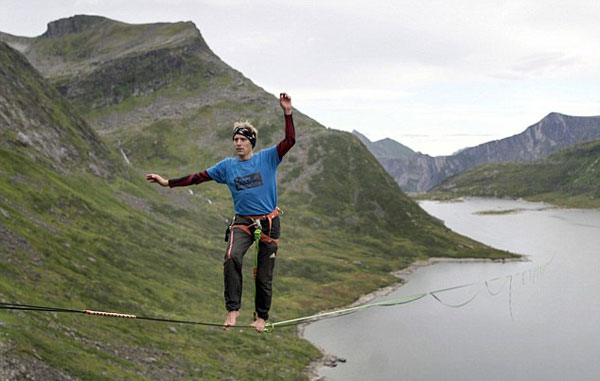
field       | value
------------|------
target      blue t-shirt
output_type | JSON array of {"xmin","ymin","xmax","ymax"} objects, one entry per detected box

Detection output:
[{"xmin": 206, "ymin": 146, "xmax": 281, "ymax": 215}]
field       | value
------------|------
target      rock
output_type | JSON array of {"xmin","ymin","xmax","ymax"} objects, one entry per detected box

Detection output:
[
  {"xmin": 16, "ymin": 132, "xmax": 32, "ymax": 146},
  {"xmin": 143, "ymin": 357, "xmax": 157, "ymax": 364},
  {"xmin": 322, "ymin": 354, "xmax": 346, "ymax": 368},
  {"xmin": 44, "ymin": 15, "xmax": 107, "ymax": 38}
]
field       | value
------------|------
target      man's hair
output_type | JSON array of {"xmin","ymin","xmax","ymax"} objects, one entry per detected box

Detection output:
[{"xmin": 233, "ymin": 120, "xmax": 258, "ymax": 137}]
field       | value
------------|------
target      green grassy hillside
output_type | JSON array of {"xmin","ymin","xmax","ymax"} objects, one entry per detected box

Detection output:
[
  {"xmin": 1, "ymin": 18, "xmax": 515, "ymax": 380},
  {"xmin": 426, "ymin": 139, "xmax": 600, "ymax": 208}
]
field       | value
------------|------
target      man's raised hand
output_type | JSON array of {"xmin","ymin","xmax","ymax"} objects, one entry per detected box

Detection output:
[{"xmin": 280, "ymin": 93, "xmax": 292, "ymax": 115}]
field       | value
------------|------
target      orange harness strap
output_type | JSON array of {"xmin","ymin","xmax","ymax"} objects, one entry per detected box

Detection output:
[{"xmin": 232, "ymin": 207, "xmax": 281, "ymax": 244}]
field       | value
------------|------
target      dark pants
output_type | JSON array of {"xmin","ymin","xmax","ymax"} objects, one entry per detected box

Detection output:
[{"xmin": 223, "ymin": 216, "xmax": 280, "ymax": 320}]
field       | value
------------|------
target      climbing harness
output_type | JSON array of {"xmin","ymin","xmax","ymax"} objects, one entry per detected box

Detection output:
[{"xmin": 229, "ymin": 207, "xmax": 281, "ymax": 279}]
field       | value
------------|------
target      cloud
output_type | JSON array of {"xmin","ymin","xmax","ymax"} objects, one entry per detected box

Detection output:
[
  {"xmin": 513, "ymin": 53, "xmax": 579, "ymax": 72},
  {"xmin": 291, "ymin": 88, "xmax": 412, "ymax": 102},
  {"xmin": 443, "ymin": 133, "xmax": 496, "ymax": 137},
  {"xmin": 488, "ymin": 52, "xmax": 581, "ymax": 80}
]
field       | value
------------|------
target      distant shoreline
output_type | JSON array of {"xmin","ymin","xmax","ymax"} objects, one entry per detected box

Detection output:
[{"xmin": 414, "ymin": 194, "xmax": 600, "ymax": 210}]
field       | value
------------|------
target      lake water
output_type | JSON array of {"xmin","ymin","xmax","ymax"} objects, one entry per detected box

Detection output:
[{"xmin": 303, "ymin": 198, "xmax": 600, "ymax": 381}]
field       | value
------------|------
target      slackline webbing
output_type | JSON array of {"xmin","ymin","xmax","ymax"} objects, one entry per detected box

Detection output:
[
  {"xmin": 0, "ymin": 302, "xmax": 253, "ymax": 329},
  {"xmin": 269, "ymin": 254, "xmax": 554, "ymax": 330},
  {"xmin": 0, "ymin": 256, "xmax": 553, "ymax": 333}
]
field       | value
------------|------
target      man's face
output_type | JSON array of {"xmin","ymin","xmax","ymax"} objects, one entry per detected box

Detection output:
[{"xmin": 233, "ymin": 134, "xmax": 253, "ymax": 157}]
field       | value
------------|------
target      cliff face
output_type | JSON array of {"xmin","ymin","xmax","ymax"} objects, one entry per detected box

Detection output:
[
  {"xmin": 357, "ymin": 113, "xmax": 600, "ymax": 192},
  {"xmin": 0, "ymin": 41, "xmax": 115, "ymax": 176}
]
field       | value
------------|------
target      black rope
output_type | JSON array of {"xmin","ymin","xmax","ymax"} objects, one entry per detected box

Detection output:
[
  {"xmin": 0, "ymin": 302, "xmax": 256, "ymax": 329},
  {"xmin": 135, "ymin": 315, "xmax": 249, "ymax": 328},
  {"xmin": 0, "ymin": 302, "xmax": 82, "ymax": 314}
]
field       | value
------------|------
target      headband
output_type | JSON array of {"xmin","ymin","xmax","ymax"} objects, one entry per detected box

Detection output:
[{"xmin": 232, "ymin": 127, "xmax": 257, "ymax": 148}]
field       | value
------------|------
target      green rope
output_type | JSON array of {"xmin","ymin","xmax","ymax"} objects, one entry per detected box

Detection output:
[
  {"xmin": 265, "ymin": 255, "xmax": 555, "ymax": 332},
  {"xmin": 253, "ymin": 219, "xmax": 262, "ymax": 279},
  {"xmin": 430, "ymin": 284, "xmax": 482, "ymax": 308},
  {"xmin": 265, "ymin": 293, "xmax": 429, "ymax": 332},
  {"xmin": 485, "ymin": 277, "xmax": 508, "ymax": 296}
]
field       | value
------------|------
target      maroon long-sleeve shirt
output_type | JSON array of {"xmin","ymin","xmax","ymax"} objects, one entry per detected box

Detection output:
[{"xmin": 169, "ymin": 114, "xmax": 295, "ymax": 187}]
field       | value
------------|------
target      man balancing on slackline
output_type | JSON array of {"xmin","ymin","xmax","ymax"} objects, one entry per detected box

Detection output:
[{"xmin": 145, "ymin": 93, "xmax": 295, "ymax": 332}]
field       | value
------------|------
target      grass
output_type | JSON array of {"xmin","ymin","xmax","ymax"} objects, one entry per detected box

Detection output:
[{"xmin": 0, "ymin": 148, "xmax": 323, "ymax": 379}]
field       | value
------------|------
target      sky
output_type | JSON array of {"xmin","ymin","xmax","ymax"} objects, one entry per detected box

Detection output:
[{"xmin": 2, "ymin": 0, "xmax": 599, "ymax": 156}]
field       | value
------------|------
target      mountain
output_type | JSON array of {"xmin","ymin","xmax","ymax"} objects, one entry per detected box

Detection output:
[
  {"xmin": 356, "ymin": 113, "xmax": 600, "ymax": 192},
  {"xmin": 1, "ymin": 14, "xmax": 449, "ymax": 237},
  {"xmin": 428, "ymin": 139, "xmax": 600, "ymax": 208},
  {"xmin": 352, "ymin": 131, "xmax": 447, "ymax": 193},
  {"xmin": 1, "ymin": 15, "xmax": 269, "ymax": 136},
  {"xmin": 0, "ymin": 17, "xmax": 514, "ymax": 379},
  {"xmin": 353, "ymin": 130, "xmax": 415, "ymax": 161},
  {"xmin": 0, "ymin": 39, "xmax": 252, "ymax": 379}
]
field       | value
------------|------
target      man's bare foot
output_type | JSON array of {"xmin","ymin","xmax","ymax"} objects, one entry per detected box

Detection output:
[
  {"xmin": 251, "ymin": 317, "xmax": 267, "ymax": 332},
  {"xmin": 223, "ymin": 310, "xmax": 239, "ymax": 329}
]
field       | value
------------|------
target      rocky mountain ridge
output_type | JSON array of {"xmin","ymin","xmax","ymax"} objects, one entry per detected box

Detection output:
[
  {"xmin": 353, "ymin": 130, "xmax": 415, "ymax": 161},
  {"xmin": 355, "ymin": 112, "xmax": 600, "ymax": 192},
  {"xmin": 44, "ymin": 14, "xmax": 110, "ymax": 37},
  {"xmin": 429, "ymin": 138, "xmax": 600, "ymax": 208},
  {"xmin": 2, "ymin": 15, "xmax": 223, "ymax": 128}
]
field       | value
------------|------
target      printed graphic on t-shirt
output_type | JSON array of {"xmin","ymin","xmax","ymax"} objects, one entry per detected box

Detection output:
[{"xmin": 234, "ymin": 173, "xmax": 264, "ymax": 191}]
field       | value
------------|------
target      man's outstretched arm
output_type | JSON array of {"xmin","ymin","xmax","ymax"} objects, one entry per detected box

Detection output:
[
  {"xmin": 167, "ymin": 171, "xmax": 212, "ymax": 187},
  {"xmin": 276, "ymin": 92, "xmax": 295, "ymax": 159},
  {"xmin": 145, "ymin": 171, "xmax": 212, "ymax": 187}
]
